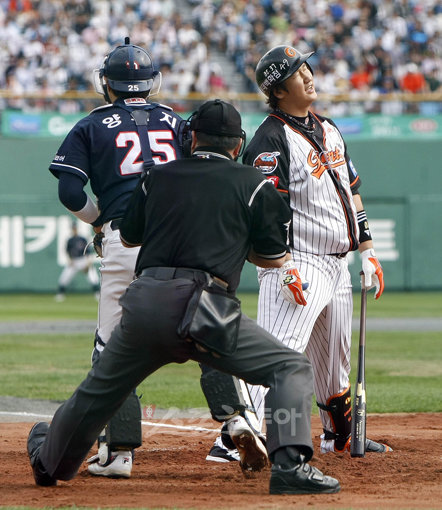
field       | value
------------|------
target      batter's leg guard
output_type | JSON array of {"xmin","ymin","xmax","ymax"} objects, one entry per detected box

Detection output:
[{"xmin": 317, "ymin": 386, "xmax": 352, "ymax": 451}]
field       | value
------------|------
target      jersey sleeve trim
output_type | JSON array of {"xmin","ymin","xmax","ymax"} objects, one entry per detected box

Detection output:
[
  {"xmin": 51, "ymin": 163, "xmax": 88, "ymax": 181},
  {"xmin": 253, "ymin": 249, "xmax": 287, "ymax": 260},
  {"xmin": 350, "ymin": 174, "xmax": 360, "ymax": 187}
]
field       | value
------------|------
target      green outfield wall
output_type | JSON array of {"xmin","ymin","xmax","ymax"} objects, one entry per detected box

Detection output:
[{"xmin": 1, "ymin": 111, "xmax": 441, "ymax": 292}]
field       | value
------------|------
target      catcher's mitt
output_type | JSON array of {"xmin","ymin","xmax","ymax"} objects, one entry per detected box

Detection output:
[{"xmin": 93, "ymin": 232, "xmax": 104, "ymax": 258}]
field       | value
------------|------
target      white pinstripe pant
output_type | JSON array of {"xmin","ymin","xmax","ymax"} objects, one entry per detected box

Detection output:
[{"xmin": 248, "ymin": 252, "xmax": 353, "ymax": 434}]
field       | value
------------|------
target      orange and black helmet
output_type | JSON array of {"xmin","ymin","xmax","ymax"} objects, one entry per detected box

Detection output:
[{"xmin": 255, "ymin": 45, "xmax": 314, "ymax": 96}]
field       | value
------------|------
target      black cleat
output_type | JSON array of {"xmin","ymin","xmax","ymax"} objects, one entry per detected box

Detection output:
[
  {"xmin": 270, "ymin": 461, "xmax": 340, "ymax": 495},
  {"xmin": 365, "ymin": 438, "xmax": 393, "ymax": 453},
  {"xmin": 27, "ymin": 422, "xmax": 57, "ymax": 486}
]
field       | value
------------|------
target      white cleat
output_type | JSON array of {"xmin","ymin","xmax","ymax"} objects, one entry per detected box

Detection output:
[
  {"xmin": 87, "ymin": 450, "xmax": 132, "ymax": 478},
  {"xmin": 226, "ymin": 415, "xmax": 268, "ymax": 474}
]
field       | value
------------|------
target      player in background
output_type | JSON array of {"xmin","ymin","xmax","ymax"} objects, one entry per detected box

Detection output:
[
  {"xmin": 48, "ymin": 38, "xmax": 185, "ymax": 478},
  {"xmin": 243, "ymin": 45, "xmax": 391, "ymax": 454},
  {"xmin": 55, "ymin": 222, "xmax": 99, "ymax": 302}
]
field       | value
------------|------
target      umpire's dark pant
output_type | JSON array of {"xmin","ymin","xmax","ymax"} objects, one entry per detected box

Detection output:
[{"xmin": 38, "ymin": 271, "xmax": 314, "ymax": 481}]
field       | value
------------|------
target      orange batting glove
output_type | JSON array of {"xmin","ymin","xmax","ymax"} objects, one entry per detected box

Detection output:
[
  {"xmin": 278, "ymin": 260, "xmax": 309, "ymax": 306},
  {"xmin": 361, "ymin": 248, "xmax": 385, "ymax": 299}
]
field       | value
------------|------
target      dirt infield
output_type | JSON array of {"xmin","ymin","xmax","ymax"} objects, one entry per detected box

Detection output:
[{"xmin": 1, "ymin": 413, "xmax": 441, "ymax": 509}]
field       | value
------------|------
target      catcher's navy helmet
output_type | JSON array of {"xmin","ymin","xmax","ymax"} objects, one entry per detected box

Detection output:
[
  {"xmin": 255, "ymin": 45, "xmax": 314, "ymax": 96},
  {"xmin": 94, "ymin": 37, "xmax": 161, "ymax": 98}
]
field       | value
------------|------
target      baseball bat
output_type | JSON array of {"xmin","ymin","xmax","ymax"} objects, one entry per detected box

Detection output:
[{"xmin": 350, "ymin": 271, "xmax": 367, "ymax": 457}]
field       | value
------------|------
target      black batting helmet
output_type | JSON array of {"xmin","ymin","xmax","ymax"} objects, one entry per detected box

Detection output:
[
  {"xmin": 93, "ymin": 37, "xmax": 161, "ymax": 98},
  {"xmin": 255, "ymin": 45, "xmax": 314, "ymax": 96}
]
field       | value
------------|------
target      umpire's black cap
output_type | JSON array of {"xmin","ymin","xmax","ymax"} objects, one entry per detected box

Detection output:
[{"xmin": 190, "ymin": 99, "xmax": 243, "ymax": 137}]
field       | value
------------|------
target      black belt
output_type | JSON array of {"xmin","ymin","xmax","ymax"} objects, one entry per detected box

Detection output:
[
  {"xmin": 329, "ymin": 253, "xmax": 347, "ymax": 258},
  {"xmin": 139, "ymin": 267, "xmax": 228, "ymax": 290},
  {"xmin": 110, "ymin": 218, "xmax": 123, "ymax": 231}
]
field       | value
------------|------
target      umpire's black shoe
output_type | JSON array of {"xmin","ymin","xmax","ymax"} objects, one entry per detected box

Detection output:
[
  {"xmin": 27, "ymin": 422, "xmax": 57, "ymax": 486},
  {"xmin": 270, "ymin": 462, "xmax": 340, "ymax": 495}
]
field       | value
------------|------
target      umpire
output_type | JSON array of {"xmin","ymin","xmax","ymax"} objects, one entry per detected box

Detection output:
[{"xmin": 27, "ymin": 99, "xmax": 340, "ymax": 495}]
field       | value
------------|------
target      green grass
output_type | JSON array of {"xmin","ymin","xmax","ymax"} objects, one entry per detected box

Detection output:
[
  {"xmin": 0, "ymin": 333, "xmax": 207, "ymax": 408},
  {"xmin": 362, "ymin": 331, "xmax": 441, "ymax": 412},
  {"xmin": 0, "ymin": 290, "xmax": 441, "ymax": 321},
  {"xmin": 0, "ymin": 327, "xmax": 440, "ymax": 414},
  {"xmin": 352, "ymin": 290, "xmax": 442, "ymax": 318},
  {"xmin": 0, "ymin": 292, "xmax": 441, "ymax": 413},
  {"xmin": 0, "ymin": 293, "xmax": 99, "ymax": 321}
]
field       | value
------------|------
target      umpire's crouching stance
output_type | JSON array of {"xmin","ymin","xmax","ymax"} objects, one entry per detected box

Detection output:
[{"xmin": 27, "ymin": 99, "xmax": 340, "ymax": 495}]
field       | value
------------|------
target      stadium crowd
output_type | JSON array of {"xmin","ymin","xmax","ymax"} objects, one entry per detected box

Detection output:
[{"xmin": 0, "ymin": 0, "xmax": 441, "ymax": 113}]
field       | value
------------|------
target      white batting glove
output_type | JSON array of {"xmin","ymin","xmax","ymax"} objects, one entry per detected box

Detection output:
[
  {"xmin": 278, "ymin": 260, "xmax": 309, "ymax": 306},
  {"xmin": 360, "ymin": 248, "xmax": 385, "ymax": 299}
]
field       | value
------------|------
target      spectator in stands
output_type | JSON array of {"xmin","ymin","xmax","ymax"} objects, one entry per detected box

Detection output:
[
  {"xmin": 208, "ymin": 65, "xmax": 227, "ymax": 95},
  {"xmin": 350, "ymin": 62, "xmax": 373, "ymax": 91},
  {"xmin": 424, "ymin": 66, "xmax": 441, "ymax": 93},
  {"xmin": 399, "ymin": 63, "xmax": 428, "ymax": 94},
  {"xmin": 1, "ymin": 0, "xmax": 441, "ymax": 113}
]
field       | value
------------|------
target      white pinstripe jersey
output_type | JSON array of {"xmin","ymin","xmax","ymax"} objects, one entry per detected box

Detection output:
[{"xmin": 243, "ymin": 111, "xmax": 361, "ymax": 256}]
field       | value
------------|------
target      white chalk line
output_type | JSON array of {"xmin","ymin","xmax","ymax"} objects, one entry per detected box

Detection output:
[{"xmin": 0, "ymin": 411, "xmax": 218, "ymax": 433}]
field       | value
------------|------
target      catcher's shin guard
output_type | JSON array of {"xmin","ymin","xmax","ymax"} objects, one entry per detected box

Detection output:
[
  {"xmin": 200, "ymin": 365, "xmax": 247, "ymax": 422},
  {"xmin": 91, "ymin": 392, "xmax": 142, "ymax": 466},
  {"xmin": 106, "ymin": 392, "xmax": 142, "ymax": 450},
  {"xmin": 200, "ymin": 365, "xmax": 262, "ymax": 450},
  {"xmin": 317, "ymin": 386, "xmax": 352, "ymax": 451}
]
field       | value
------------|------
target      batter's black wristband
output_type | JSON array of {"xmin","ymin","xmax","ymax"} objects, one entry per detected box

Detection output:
[{"xmin": 357, "ymin": 210, "xmax": 372, "ymax": 243}]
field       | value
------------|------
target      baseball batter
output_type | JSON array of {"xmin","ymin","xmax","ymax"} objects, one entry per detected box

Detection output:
[{"xmin": 242, "ymin": 45, "xmax": 391, "ymax": 454}]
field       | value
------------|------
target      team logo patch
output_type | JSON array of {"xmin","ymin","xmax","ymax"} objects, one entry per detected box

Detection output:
[
  {"xmin": 348, "ymin": 158, "xmax": 358, "ymax": 179},
  {"xmin": 267, "ymin": 175, "xmax": 279, "ymax": 187},
  {"xmin": 253, "ymin": 151, "xmax": 280, "ymax": 174},
  {"xmin": 284, "ymin": 47, "xmax": 297, "ymax": 58},
  {"xmin": 124, "ymin": 98, "xmax": 147, "ymax": 105}
]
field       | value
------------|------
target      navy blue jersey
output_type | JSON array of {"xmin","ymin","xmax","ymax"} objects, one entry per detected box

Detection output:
[
  {"xmin": 66, "ymin": 235, "xmax": 88, "ymax": 259},
  {"xmin": 49, "ymin": 98, "xmax": 185, "ymax": 224}
]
